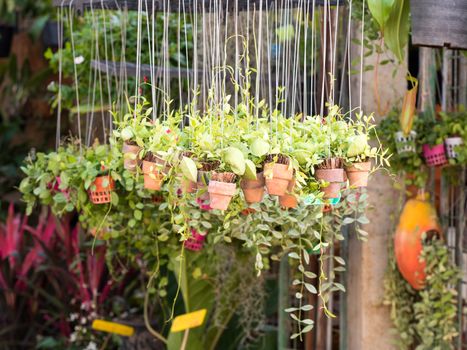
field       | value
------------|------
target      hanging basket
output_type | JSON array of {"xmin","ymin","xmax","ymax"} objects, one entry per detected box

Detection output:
[
  {"xmin": 410, "ymin": 0, "xmax": 467, "ymax": 49},
  {"xmin": 444, "ymin": 137, "xmax": 463, "ymax": 159},
  {"xmin": 88, "ymin": 176, "xmax": 115, "ymax": 204},
  {"xmin": 184, "ymin": 229, "xmax": 207, "ymax": 252},
  {"xmin": 422, "ymin": 144, "xmax": 448, "ymax": 167},
  {"xmin": 394, "ymin": 131, "xmax": 417, "ymax": 154}
]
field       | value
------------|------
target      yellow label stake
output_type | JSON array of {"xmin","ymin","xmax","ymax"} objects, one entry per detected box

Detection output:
[
  {"xmin": 170, "ymin": 309, "xmax": 207, "ymax": 333},
  {"xmin": 92, "ymin": 319, "xmax": 135, "ymax": 337}
]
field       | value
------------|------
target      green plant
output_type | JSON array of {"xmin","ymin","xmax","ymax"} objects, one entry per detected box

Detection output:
[
  {"xmin": 377, "ymin": 110, "xmax": 427, "ymax": 189},
  {"xmin": 384, "ymin": 235, "xmax": 460, "ymax": 349}
]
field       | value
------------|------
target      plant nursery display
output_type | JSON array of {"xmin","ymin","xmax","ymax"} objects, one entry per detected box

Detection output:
[{"xmin": 19, "ymin": 93, "xmax": 389, "ymax": 344}]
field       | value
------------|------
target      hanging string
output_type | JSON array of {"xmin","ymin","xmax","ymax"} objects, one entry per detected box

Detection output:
[
  {"xmin": 68, "ymin": 1, "xmax": 83, "ymax": 154},
  {"xmin": 56, "ymin": 2, "xmax": 65, "ymax": 150},
  {"xmin": 134, "ymin": 0, "xmax": 143, "ymax": 113},
  {"xmin": 359, "ymin": 0, "xmax": 365, "ymax": 112}
]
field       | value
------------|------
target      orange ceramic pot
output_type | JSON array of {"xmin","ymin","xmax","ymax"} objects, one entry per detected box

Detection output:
[
  {"xmin": 264, "ymin": 163, "xmax": 293, "ymax": 196},
  {"xmin": 345, "ymin": 161, "xmax": 371, "ymax": 187},
  {"xmin": 394, "ymin": 194, "xmax": 442, "ymax": 290},
  {"xmin": 142, "ymin": 160, "xmax": 164, "ymax": 190},
  {"xmin": 240, "ymin": 172, "xmax": 265, "ymax": 203},
  {"xmin": 88, "ymin": 176, "xmax": 115, "ymax": 204},
  {"xmin": 315, "ymin": 168, "xmax": 345, "ymax": 199},
  {"xmin": 279, "ymin": 179, "xmax": 298, "ymax": 209},
  {"xmin": 208, "ymin": 180, "xmax": 236, "ymax": 210}
]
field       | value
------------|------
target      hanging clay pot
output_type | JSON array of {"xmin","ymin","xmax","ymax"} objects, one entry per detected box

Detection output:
[
  {"xmin": 315, "ymin": 168, "xmax": 345, "ymax": 199},
  {"xmin": 279, "ymin": 178, "xmax": 298, "ymax": 209},
  {"xmin": 394, "ymin": 193, "xmax": 442, "ymax": 290},
  {"xmin": 264, "ymin": 162, "xmax": 293, "ymax": 196},
  {"xmin": 240, "ymin": 172, "xmax": 265, "ymax": 204},
  {"xmin": 196, "ymin": 161, "xmax": 220, "ymax": 201},
  {"xmin": 142, "ymin": 160, "xmax": 164, "ymax": 190},
  {"xmin": 345, "ymin": 161, "xmax": 371, "ymax": 188},
  {"xmin": 88, "ymin": 176, "xmax": 115, "ymax": 204},
  {"xmin": 422, "ymin": 144, "xmax": 448, "ymax": 167},
  {"xmin": 122, "ymin": 142, "xmax": 141, "ymax": 171},
  {"xmin": 208, "ymin": 172, "xmax": 236, "ymax": 210}
]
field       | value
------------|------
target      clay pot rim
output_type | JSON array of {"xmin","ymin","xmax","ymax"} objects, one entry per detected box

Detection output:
[
  {"xmin": 315, "ymin": 168, "xmax": 345, "ymax": 183},
  {"xmin": 345, "ymin": 161, "xmax": 372, "ymax": 172},
  {"xmin": 208, "ymin": 180, "xmax": 236, "ymax": 196}
]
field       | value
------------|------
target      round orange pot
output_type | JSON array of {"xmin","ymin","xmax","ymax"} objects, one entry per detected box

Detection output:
[
  {"xmin": 142, "ymin": 160, "xmax": 164, "ymax": 190},
  {"xmin": 88, "ymin": 176, "xmax": 115, "ymax": 204},
  {"xmin": 264, "ymin": 163, "xmax": 293, "ymax": 196},
  {"xmin": 279, "ymin": 179, "xmax": 298, "ymax": 209},
  {"xmin": 208, "ymin": 180, "xmax": 236, "ymax": 210},
  {"xmin": 122, "ymin": 142, "xmax": 141, "ymax": 171},
  {"xmin": 394, "ymin": 194, "xmax": 442, "ymax": 290},
  {"xmin": 345, "ymin": 161, "xmax": 371, "ymax": 187},
  {"xmin": 240, "ymin": 172, "xmax": 265, "ymax": 203},
  {"xmin": 315, "ymin": 168, "xmax": 345, "ymax": 199}
]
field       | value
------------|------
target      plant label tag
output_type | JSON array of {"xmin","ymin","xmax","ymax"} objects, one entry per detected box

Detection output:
[
  {"xmin": 91, "ymin": 320, "xmax": 134, "ymax": 337},
  {"xmin": 170, "ymin": 309, "xmax": 207, "ymax": 333}
]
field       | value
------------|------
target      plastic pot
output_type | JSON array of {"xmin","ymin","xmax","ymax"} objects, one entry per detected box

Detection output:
[
  {"xmin": 88, "ymin": 176, "xmax": 115, "ymax": 204},
  {"xmin": 345, "ymin": 161, "xmax": 371, "ymax": 188},
  {"xmin": 208, "ymin": 180, "xmax": 236, "ymax": 210},
  {"xmin": 315, "ymin": 168, "xmax": 345, "ymax": 199},
  {"xmin": 142, "ymin": 160, "xmax": 164, "ymax": 190},
  {"xmin": 279, "ymin": 179, "xmax": 298, "ymax": 209},
  {"xmin": 422, "ymin": 144, "xmax": 447, "ymax": 167},
  {"xmin": 122, "ymin": 143, "xmax": 141, "ymax": 171},
  {"xmin": 394, "ymin": 131, "xmax": 417, "ymax": 154},
  {"xmin": 240, "ymin": 172, "xmax": 265, "ymax": 204},
  {"xmin": 444, "ymin": 137, "xmax": 463, "ymax": 159},
  {"xmin": 264, "ymin": 163, "xmax": 293, "ymax": 196}
]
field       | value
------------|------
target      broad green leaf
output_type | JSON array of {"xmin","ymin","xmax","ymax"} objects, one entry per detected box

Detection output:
[
  {"xmin": 384, "ymin": 0, "xmax": 410, "ymax": 62},
  {"xmin": 180, "ymin": 156, "xmax": 198, "ymax": 182},
  {"xmin": 223, "ymin": 147, "xmax": 245, "ymax": 176},
  {"xmin": 250, "ymin": 138, "xmax": 270, "ymax": 157},
  {"xmin": 367, "ymin": 0, "xmax": 395, "ymax": 30},
  {"xmin": 347, "ymin": 134, "xmax": 368, "ymax": 157},
  {"xmin": 244, "ymin": 159, "xmax": 257, "ymax": 180}
]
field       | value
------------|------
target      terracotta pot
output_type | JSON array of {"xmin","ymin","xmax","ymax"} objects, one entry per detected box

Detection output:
[
  {"xmin": 264, "ymin": 163, "xmax": 293, "ymax": 196},
  {"xmin": 315, "ymin": 168, "xmax": 345, "ymax": 199},
  {"xmin": 240, "ymin": 172, "xmax": 265, "ymax": 203},
  {"xmin": 181, "ymin": 177, "xmax": 197, "ymax": 194},
  {"xmin": 122, "ymin": 143, "xmax": 141, "ymax": 171},
  {"xmin": 142, "ymin": 160, "xmax": 164, "ymax": 190},
  {"xmin": 345, "ymin": 161, "xmax": 371, "ymax": 188},
  {"xmin": 394, "ymin": 194, "xmax": 442, "ymax": 290},
  {"xmin": 88, "ymin": 176, "xmax": 115, "ymax": 204},
  {"xmin": 208, "ymin": 180, "xmax": 236, "ymax": 210},
  {"xmin": 279, "ymin": 179, "xmax": 298, "ymax": 209}
]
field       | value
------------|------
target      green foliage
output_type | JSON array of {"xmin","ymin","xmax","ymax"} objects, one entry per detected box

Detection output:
[{"xmin": 384, "ymin": 237, "xmax": 460, "ymax": 349}]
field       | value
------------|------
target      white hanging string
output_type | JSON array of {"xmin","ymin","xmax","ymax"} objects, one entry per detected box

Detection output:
[
  {"xmin": 359, "ymin": 0, "xmax": 365, "ymax": 112},
  {"xmin": 56, "ymin": 2, "xmax": 65, "ymax": 149},
  {"xmin": 68, "ymin": 1, "xmax": 83, "ymax": 153},
  {"xmin": 134, "ymin": 0, "xmax": 143, "ymax": 113}
]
